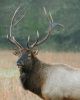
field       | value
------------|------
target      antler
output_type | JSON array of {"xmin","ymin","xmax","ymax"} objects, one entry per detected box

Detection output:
[
  {"xmin": 27, "ymin": 7, "xmax": 64, "ymax": 49},
  {"xmin": 6, "ymin": 6, "xmax": 25, "ymax": 49},
  {"xmin": 6, "ymin": 6, "xmax": 64, "ymax": 50}
]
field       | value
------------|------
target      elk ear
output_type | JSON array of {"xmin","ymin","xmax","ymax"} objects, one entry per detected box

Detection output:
[
  {"xmin": 32, "ymin": 49, "xmax": 38, "ymax": 55},
  {"xmin": 11, "ymin": 49, "xmax": 20, "ymax": 56}
]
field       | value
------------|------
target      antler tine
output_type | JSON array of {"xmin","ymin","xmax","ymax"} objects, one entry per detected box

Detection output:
[
  {"xmin": 6, "ymin": 6, "xmax": 25, "ymax": 49},
  {"xmin": 43, "ymin": 7, "xmax": 51, "ymax": 26},
  {"xmin": 27, "ymin": 36, "xmax": 30, "ymax": 48},
  {"xmin": 13, "ymin": 37, "xmax": 23, "ymax": 49},
  {"xmin": 13, "ymin": 13, "xmax": 26, "ymax": 27},
  {"xmin": 49, "ymin": 12, "xmax": 53, "ymax": 23},
  {"xmin": 27, "ymin": 31, "xmax": 39, "ymax": 49}
]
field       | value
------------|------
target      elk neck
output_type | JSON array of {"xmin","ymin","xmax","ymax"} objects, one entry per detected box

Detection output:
[{"xmin": 19, "ymin": 55, "xmax": 47, "ymax": 98}]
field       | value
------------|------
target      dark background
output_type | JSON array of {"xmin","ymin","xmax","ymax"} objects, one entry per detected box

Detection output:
[{"xmin": 0, "ymin": 0, "xmax": 80, "ymax": 52}]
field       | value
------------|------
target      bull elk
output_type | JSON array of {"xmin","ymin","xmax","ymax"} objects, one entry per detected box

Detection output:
[{"xmin": 6, "ymin": 6, "xmax": 80, "ymax": 100}]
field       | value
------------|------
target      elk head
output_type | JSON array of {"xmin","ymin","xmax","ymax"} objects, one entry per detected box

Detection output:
[{"xmin": 6, "ymin": 6, "xmax": 64, "ymax": 68}]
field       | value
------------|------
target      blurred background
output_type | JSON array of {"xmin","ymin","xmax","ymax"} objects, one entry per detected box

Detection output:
[
  {"xmin": 0, "ymin": 0, "xmax": 80, "ymax": 100},
  {"xmin": 0, "ymin": 0, "xmax": 80, "ymax": 52}
]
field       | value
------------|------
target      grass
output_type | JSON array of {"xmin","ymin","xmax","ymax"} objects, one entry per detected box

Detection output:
[{"xmin": 0, "ymin": 50, "xmax": 80, "ymax": 100}]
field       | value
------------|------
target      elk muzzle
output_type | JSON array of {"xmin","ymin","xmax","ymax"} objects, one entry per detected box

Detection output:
[{"xmin": 16, "ymin": 61, "xmax": 24, "ymax": 68}]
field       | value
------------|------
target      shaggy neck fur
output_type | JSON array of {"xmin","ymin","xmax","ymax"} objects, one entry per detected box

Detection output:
[{"xmin": 19, "ymin": 55, "xmax": 47, "ymax": 98}]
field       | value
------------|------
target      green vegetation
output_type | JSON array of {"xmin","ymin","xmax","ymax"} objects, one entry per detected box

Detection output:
[{"xmin": 0, "ymin": 0, "xmax": 80, "ymax": 52}]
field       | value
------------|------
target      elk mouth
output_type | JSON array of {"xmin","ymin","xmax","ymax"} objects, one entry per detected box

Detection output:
[
  {"xmin": 17, "ymin": 66, "xmax": 22, "ymax": 68},
  {"xmin": 16, "ymin": 63, "xmax": 22, "ymax": 68}
]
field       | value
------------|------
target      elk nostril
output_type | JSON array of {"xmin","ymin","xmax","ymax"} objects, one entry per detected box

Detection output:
[{"xmin": 16, "ymin": 63, "xmax": 22, "ymax": 66}]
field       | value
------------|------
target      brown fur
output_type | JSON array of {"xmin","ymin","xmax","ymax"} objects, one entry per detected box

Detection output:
[{"xmin": 19, "ymin": 55, "xmax": 47, "ymax": 99}]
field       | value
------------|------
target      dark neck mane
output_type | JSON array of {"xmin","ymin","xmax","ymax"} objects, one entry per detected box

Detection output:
[{"xmin": 19, "ymin": 56, "xmax": 45, "ymax": 98}]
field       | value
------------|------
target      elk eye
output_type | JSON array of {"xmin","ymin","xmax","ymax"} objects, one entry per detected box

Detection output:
[{"xmin": 28, "ymin": 54, "xmax": 31, "ymax": 60}]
